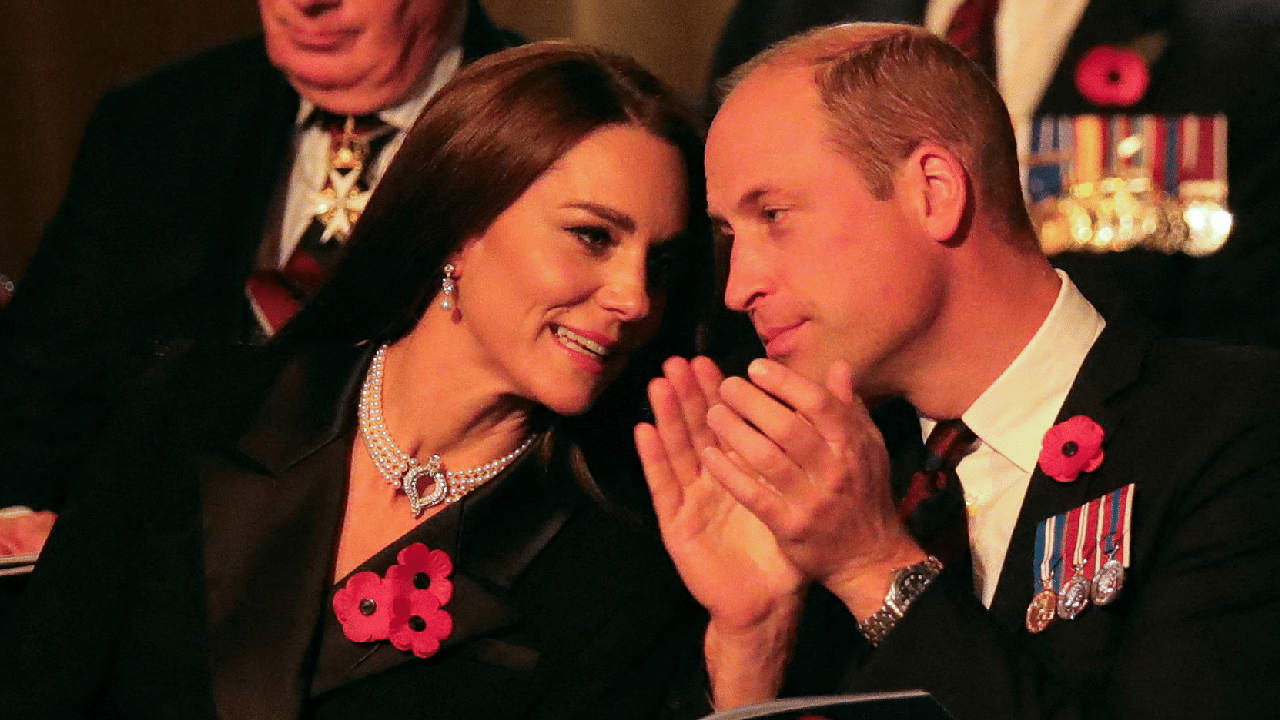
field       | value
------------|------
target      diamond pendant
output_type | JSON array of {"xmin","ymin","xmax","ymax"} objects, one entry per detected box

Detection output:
[{"xmin": 403, "ymin": 455, "xmax": 446, "ymax": 517}]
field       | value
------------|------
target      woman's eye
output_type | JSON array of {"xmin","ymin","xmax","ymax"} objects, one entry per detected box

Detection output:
[
  {"xmin": 762, "ymin": 207, "xmax": 785, "ymax": 223},
  {"xmin": 569, "ymin": 225, "xmax": 613, "ymax": 250}
]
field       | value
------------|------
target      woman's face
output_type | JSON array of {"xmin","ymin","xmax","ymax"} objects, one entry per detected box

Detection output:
[{"xmin": 449, "ymin": 123, "xmax": 691, "ymax": 416}]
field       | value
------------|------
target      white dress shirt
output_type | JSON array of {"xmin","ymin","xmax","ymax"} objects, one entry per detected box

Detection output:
[
  {"xmin": 922, "ymin": 270, "xmax": 1104, "ymax": 606},
  {"xmin": 268, "ymin": 2, "xmax": 467, "ymax": 268},
  {"xmin": 925, "ymin": 0, "xmax": 1090, "ymax": 183}
]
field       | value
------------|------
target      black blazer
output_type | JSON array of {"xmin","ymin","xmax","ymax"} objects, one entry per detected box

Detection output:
[
  {"xmin": 705, "ymin": 0, "xmax": 1280, "ymax": 346},
  {"xmin": 0, "ymin": 1, "xmax": 521, "ymax": 513},
  {"xmin": 785, "ymin": 304, "xmax": 1280, "ymax": 719},
  {"xmin": 0, "ymin": 342, "xmax": 703, "ymax": 719}
]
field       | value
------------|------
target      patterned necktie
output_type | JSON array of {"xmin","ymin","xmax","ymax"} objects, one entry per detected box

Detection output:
[
  {"xmin": 945, "ymin": 0, "xmax": 1000, "ymax": 80},
  {"xmin": 899, "ymin": 418, "xmax": 978, "ymax": 567},
  {"xmin": 246, "ymin": 113, "xmax": 394, "ymax": 336}
]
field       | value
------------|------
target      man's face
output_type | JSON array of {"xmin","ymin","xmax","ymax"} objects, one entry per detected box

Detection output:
[
  {"xmin": 705, "ymin": 65, "xmax": 946, "ymax": 399},
  {"xmin": 260, "ymin": 0, "xmax": 461, "ymax": 114}
]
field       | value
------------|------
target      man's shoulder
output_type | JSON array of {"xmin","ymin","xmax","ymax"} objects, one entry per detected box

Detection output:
[{"xmin": 96, "ymin": 34, "xmax": 287, "ymax": 120}]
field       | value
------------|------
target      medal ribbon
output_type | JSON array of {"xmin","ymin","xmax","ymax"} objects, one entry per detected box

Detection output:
[
  {"xmin": 1033, "ymin": 513, "xmax": 1069, "ymax": 594},
  {"xmin": 1102, "ymin": 483, "xmax": 1135, "ymax": 566}
]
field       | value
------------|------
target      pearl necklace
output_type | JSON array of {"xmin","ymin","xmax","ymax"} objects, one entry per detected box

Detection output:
[{"xmin": 358, "ymin": 345, "xmax": 537, "ymax": 517}]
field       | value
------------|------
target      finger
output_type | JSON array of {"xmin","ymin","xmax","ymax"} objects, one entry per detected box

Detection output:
[
  {"xmin": 705, "ymin": 402, "xmax": 805, "ymax": 494},
  {"xmin": 689, "ymin": 356, "xmax": 726, "ymax": 401},
  {"xmin": 647, "ymin": 377, "xmax": 705, "ymax": 483},
  {"xmin": 746, "ymin": 359, "xmax": 873, "ymax": 447},
  {"xmin": 824, "ymin": 360, "xmax": 856, "ymax": 405},
  {"xmin": 701, "ymin": 445, "xmax": 789, "ymax": 531},
  {"xmin": 716, "ymin": 374, "xmax": 828, "ymax": 465},
  {"xmin": 634, "ymin": 422, "xmax": 682, "ymax": 520},
  {"xmin": 662, "ymin": 357, "xmax": 719, "ymax": 452}
]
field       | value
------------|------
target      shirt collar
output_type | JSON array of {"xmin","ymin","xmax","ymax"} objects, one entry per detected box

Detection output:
[
  {"xmin": 292, "ymin": 1, "xmax": 468, "ymax": 131},
  {"xmin": 961, "ymin": 270, "xmax": 1105, "ymax": 473}
]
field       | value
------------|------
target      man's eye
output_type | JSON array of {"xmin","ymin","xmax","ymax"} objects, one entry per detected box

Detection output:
[{"xmin": 762, "ymin": 207, "xmax": 785, "ymax": 222}]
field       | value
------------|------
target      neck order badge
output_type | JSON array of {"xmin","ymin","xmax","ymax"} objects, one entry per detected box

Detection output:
[{"xmin": 246, "ymin": 114, "xmax": 394, "ymax": 336}]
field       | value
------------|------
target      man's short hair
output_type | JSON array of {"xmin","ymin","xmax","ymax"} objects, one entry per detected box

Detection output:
[{"xmin": 722, "ymin": 22, "xmax": 1033, "ymax": 236}]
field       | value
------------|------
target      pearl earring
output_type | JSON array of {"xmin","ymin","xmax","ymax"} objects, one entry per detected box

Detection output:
[{"xmin": 440, "ymin": 263, "xmax": 456, "ymax": 311}]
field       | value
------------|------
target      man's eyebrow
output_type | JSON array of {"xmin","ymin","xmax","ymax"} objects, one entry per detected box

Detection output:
[
  {"xmin": 564, "ymin": 202, "xmax": 635, "ymax": 233},
  {"xmin": 738, "ymin": 186, "xmax": 773, "ymax": 212}
]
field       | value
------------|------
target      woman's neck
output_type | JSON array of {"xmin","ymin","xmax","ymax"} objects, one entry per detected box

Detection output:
[{"xmin": 376, "ymin": 334, "xmax": 536, "ymax": 470}]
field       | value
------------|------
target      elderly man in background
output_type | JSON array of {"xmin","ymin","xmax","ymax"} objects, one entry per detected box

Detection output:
[{"xmin": 0, "ymin": 0, "xmax": 519, "ymax": 584}]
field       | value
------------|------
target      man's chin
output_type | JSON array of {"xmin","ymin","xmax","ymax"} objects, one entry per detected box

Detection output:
[{"xmin": 286, "ymin": 67, "xmax": 409, "ymax": 115}]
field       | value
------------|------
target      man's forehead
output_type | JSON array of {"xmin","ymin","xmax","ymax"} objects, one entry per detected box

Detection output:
[{"xmin": 706, "ymin": 65, "xmax": 828, "ymax": 197}]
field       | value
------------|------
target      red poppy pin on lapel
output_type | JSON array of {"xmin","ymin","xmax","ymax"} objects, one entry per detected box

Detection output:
[
  {"xmin": 1038, "ymin": 415, "xmax": 1105, "ymax": 483},
  {"xmin": 1074, "ymin": 45, "xmax": 1150, "ymax": 107},
  {"xmin": 332, "ymin": 542, "xmax": 455, "ymax": 658}
]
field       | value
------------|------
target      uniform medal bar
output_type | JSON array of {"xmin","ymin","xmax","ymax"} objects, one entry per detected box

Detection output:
[{"xmin": 1029, "ymin": 486, "xmax": 1138, "ymax": 630}]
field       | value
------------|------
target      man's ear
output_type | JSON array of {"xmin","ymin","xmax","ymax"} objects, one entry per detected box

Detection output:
[{"xmin": 901, "ymin": 142, "xmax": 969, "ymax": 243}]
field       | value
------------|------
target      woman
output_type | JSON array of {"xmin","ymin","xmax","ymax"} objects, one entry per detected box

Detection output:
[{"xmin": 0, "ymin": 42, "xmax": 712, "ymax": 719}]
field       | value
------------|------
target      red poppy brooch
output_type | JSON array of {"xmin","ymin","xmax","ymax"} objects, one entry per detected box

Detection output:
[
  {"xmin": 1038, "ymin": 415, "xmax": 1105, "ymax": 483},
  {"xmin": 1074, "ymin": 45, "xmax": 1150, "ymax": 107},
  {"xmin": 332, "ymin": 542, "xmax": 455, "ymax": 658}
]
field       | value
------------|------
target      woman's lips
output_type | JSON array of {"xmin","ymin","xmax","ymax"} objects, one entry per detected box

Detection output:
[{"xmin": 554, "ymin": 325, "xmax": 615, "ymax": 372}]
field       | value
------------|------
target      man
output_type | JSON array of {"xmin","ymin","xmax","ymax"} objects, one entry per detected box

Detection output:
[
  {"xmin": 705, "ymin": 0, "xmax": 1280, "ymax": 347},
  {"xmin": 637, "ymin": 23, "xmax": 1280, "ymax": 719},
  {"xmin": 0, "ymin": 1, "xmax": 518, "ymax": 567}
]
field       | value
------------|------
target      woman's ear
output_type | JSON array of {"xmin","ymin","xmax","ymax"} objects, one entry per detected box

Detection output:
[{"xmin": 901, "ymin": 142, "xmax": 969, "ymax": 243}]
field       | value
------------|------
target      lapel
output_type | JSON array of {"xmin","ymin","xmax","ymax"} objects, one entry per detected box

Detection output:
[
  {"xmin": 987, "ymin": 308, "xmax": 1160, "ymax": 625},
  {"xmin": 308, "ymin": 440, "xmax": 585, "ymax": 695},
  {"xmin": 178, "ymin": 39, "xmax": 300, "ymax": 341},
  {"xmin": 228, "ymin": 62, "xmax": 300, "ymax": 337},
  {"xmin": 201, "ymin": 342, "xmax": 370, "ymax": 720},
  {"xmin": 200, "ymin": 342, "xmax": 586, "ymax": 712}
]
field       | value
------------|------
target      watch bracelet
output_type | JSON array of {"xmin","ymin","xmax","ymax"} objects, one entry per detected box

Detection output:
[{"xmin": 858, "ymin": 555, "xmax": 944, "ymax": 646}]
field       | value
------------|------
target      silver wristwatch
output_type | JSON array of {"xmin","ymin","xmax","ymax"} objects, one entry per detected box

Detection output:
[{"xmin": 858, "ymin": 555, "xmax": 944, "ymax": 646}]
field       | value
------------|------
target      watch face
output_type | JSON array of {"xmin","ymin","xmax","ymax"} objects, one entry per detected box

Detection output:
[
  {"xmin": 889, "ymin": 560, "xmax": 942, "ymax": 612},
  {"xmin": 901, "ymin": 571, "xmax": 932, "ymax": 595}
]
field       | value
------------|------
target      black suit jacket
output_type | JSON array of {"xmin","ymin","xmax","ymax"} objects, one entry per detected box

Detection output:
[
  {"xmin": 0, "ymin": 341, "xmax": 704, "ymax": 719},
  {"xmin": 706, "ymin": 0, "xmax": 1280, "ymax": 345},
  {"xmin": 0, "ymin": 2, "xmax": 520, "ymax": 513},
  {"xmin": 783, "ymin": 304, "xmax": 1280, "ymax": 719}
]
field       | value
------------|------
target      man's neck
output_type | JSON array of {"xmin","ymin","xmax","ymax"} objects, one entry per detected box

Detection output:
[{"xmin": 907, "ymin": 247, "xmax": 1062, "ymax": 420}]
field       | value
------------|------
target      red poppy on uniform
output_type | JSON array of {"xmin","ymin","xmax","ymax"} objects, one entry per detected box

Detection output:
[
  {"xmin": 1039, "ymin": 415, "xmax": 1106, "ymax": 483},
  {"xmin": 1075, "ymin": 45, "xmax": 1150, "ymax": 107}
]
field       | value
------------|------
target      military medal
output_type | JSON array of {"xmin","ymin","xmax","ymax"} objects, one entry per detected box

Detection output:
[
  {"xmin": 1092, "ymin": 484, "xmax": 1134, "ymax": 605},
  {"xmin": 1057, "ymin": 498, "xmax": 1096, "ymax": 620},
  {"xmin": 1027, "ymin": 588, "xmax": 1058, "ymax": 634},
  {"xmin": 1027, "ymin": 514, "xmax": 1063, "ymax": 633},
  {"xmin": 1028, "ymin": 113, "xmax": 1231, "ymax": 258},
  {"xmin": 1029, "ymin": 485, "xmax": 1137, "ymax": 631},
  {"xmin": 1058, "ymin": 566, "xmax": 1091, "ymax": 620},
  {"xmin": 1093, "ymin": 558, "xmax": 1125, "ymax": 606}
]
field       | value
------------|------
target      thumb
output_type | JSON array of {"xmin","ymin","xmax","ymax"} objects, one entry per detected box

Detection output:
[{"xmin": 824, "ymin": 360, "xmax": 856, "ymax": 405}]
